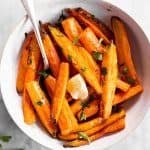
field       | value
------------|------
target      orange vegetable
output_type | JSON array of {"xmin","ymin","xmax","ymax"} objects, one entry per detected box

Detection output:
[
  {"xmin": 59, "ymin": 108, "xmax": 125, "ymax": 141},
  {"xmin": 100, "ymin": 43, "xmax": 118, "ymax": 119},
  {"xmin": 79, "ymin": 27, "xmax": 106, "ymax": 53},
  {"xmin": 113, "ymin": 84, "xmax": 143, "ymax": 105},
  {"xmin": 117, "ymin": 79, "xmax": 130, "ymax": 92},
  {"xmin": 22, "ymin": 68, "xmax": 36, "ymax": 124},
  {"xmin": 49, "ymin": 26, "xmax": 102, "ymax": 94},
  {"xmin": 51, "ymin": 63, "xmax": 69, "ymax": 123},
  {"xmin": 16, "ymin": 32, "xmax": 33, "ymax": 94},
  {"xmin": 26, "ymin": 81, "xmax": 56, "ymax": 137},
  {"xmin": 65, "ymin": 8, "xmax": 113, "ymax": 44},
  {"xmin": 62, "ymin": 17, "xmax": 83, "ymax": 41},
  {"xmin": 77, "ymin": 100, "xmax": 99, "ymax": 120},
  {"xmin": 70, "ymin": 100, "xmax": 82, "ymax": 115},
  {"xmin": 41, "ymin": 26, "xmax": 60, "ymax": 77},
  {"xmin": 64, "ymin": 117, "xmax": 125, "ymax": 147},
  {"xmin": 111, "ymin": 17, "xmax": 139, "ymax": 83},
  {"xmin": 58, "ymin": 99, "xmax": 78, "ymax": 135}
]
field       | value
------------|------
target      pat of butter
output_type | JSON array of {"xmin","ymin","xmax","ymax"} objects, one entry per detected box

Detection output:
[{"xmin": 67, "ymin": 74, "xmax": 88, "ymax": 100}]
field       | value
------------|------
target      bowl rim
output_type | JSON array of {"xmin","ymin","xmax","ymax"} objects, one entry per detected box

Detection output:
[{"xmin": 0, "ymin": 1, "xmax": 150, "ymax": 150}]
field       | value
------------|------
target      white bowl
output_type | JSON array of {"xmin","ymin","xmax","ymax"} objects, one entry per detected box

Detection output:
[{"xmin": 0, "ymin": 0, "xmax": 150, "ymax": 150}]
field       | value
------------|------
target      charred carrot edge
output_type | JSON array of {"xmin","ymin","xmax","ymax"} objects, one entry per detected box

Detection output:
[
  {"xmin": 71, "ymin": 117, "xmax": 103, "ymax": 133},
  {"xmin": 49, "ymin": 26, "xmax": 102, "ymax": 94},
  {"xmin": 117, "ymin": 79, "xmax": 130, "ymax": 92},
  {"xmin": 63, "ymin": 117, "xmax": 125, "ymax": 147},
  {"xmin": 62, "ymin": 17, "xmax": 83, "ymax": 41},
  {"xmin": 113, "ymin": 84, "xmax": 143, "ymax": 105},
  {"xmin": 16, "ymin": 32, "xmax": 34, "ymax": 94},
  {"xmin": 111, "ymin": 16, "xmax": 139, "ymax": 83},
  {"xmin": 79, "ymin": 27, "xmax": 106, "ymax": 54},
  {"xmin": 58, "ymin": 99, "xmax": 78, "ymax": 136},
  {"xmin": 77, "ymin": 100, "xmax": 99, "ymax": 120},
  {"xmin": 26, "ymin": 81, "xmax": 56, "ymax": 137},
  {"xmin": 41, "ymin": 25, "xmax": 60, "ymax": 77},
  {"xmin": 22, "ymin": 68, "xmax": 37, "ymax": 124},
  {"xmin": 51, "ymin": 63, "xmax": 69, "ymax": 123},
  {"xmin": 100, "ymin": 43, "xmax": 118, "ymax": 119},
  {"xmin": 59, "ymin": 109, "xmax": 125, "ymax": 141},
  {"xmin": 65, "ymin": 8, "xmax": 113, "ymax": 44}
]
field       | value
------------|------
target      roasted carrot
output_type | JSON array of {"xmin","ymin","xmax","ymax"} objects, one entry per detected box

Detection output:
[
  {"xmin": 111, "ymin": 17, "xmax": 139, "ymax": 83},
  {"xmin": 117, "ymin": 79, "xmax": 130, "ymax": 92},
  {"xmin": 71, "ymin": 117, "xmax": 102, "ymax": 133},
  {"xmin": 26, "ymin": 81, "xmax": 56, "ymax": 136},
  {"xmin": 59, "ymin": 108, "xmax": 125, "ymax": 141},
  {"xmin": 100, "ymin": 43, "xmax": 118, "ymax": 119},
  {"xmin": 22, "ymin": 68, "xmax": 36, "ymax": 124},
  {"xmin": 49, "ymin": 26, "xmax": 102, "ymax": 94},
  {"xmin": 70, "ymin": 100, "xmax": 82, "ymax": 115},
  {"xmin": 41, "ymin": 26, "xmax": 60, "ymax": 77},
  {"xmin": 113, "ymin": 84, "xmax": 143, "ymax": 105},
  {"xmin": 79, "ymin": 27, "xmax": 106, "ymax": 53},
  {"xmin": 16, "ymin": 32, "xmax": 33, "ymax": 94},
  {"xmin": 77, "ymin": 100, "xmax": 99, "ymax": 120},
  {"xmin": 58, "ymin": 99, "xmax": 78, "ymax": 136},
  {"xmin": 63, "ymin": 117, "xmax": 125, "ymax": 147},
  {"xmin": 62, "ymin": 17, "xmax": 83, "ymax": 41},
  {"xmin": 51, "ymin": 63, "xmax": 69, "ymax": 123},
  {"xmin": 65, "ymin": 8, "xmax": 113, "ymax": 44}
]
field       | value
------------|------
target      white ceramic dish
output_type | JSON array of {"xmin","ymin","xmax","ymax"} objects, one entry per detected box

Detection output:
[{"xmin": 0, "ymin": 0, "xmax": 150, "ymax": 150}]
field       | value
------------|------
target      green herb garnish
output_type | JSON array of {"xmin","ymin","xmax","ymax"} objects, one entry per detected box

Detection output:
[
  {"xmin": 38, "ymin": 70, "xmax": 49, "ymax": 78},
  {"xmin": 122, "ymin": 67, "xmax": 128, "ymax": 75},
  {"xmin": 92, "ymin": 51, "xmax": 103, "ymax": 61},
  {"xmin": 81, "ymin": 101, "xmax": 89, "ymax": 109},
  {"xmin": 78, "ymin": 132, "xmax": 90, "ymax": 143},
  {"xmin": 35, "ymin": 101, "xmax": 43, "ymax": 106},
  {"xmin": 80, "ymin": 111, "xmax": 87, "ymax": 121},
  {"xmin": 72, "ymin": 36, "xmax": 80, "ymax": 45},
  {"xmin": 127, "ymin": 77, "xmax": 136, "ymax": 85},
  {"xmin": 0, "ymin": 136, "xmax": 12, "ymax": 142},
  {"xmin": 68, "ymin": 55, "xmax": 72, "ymax": 62},
  {"xmin": 101, "ymin": 67, "xmax": 107, "ymax": 75}
]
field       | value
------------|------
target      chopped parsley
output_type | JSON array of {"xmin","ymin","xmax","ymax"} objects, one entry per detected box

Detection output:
[
  {"xmin": 101, "ymin": 67, "xmax": 107, "ymax": 75},
  {"xmin": 35, "ymin": 101, "xmax": 43, "ymax": 106},
  {"xmin": 92, "ymin": 51, "xmax": 103, "ymax": 61},
  {"xmin": 80, "ymin": 101, "xmax": 89, "ymax": 109},
  {"xmin": 38, "ymin": 70, "xmax": 49, "ymax": 78},
  {"xmin": 122, "ymin": 67, "xmax": 128, "ymax": 75},
  {"xmin": 127, "ymin": 77, "xmax": 136, "ymax": 85},
  {"xmin": 72, "ymin": 36, "xmax": 80, "ymax": 45},
  {"xmin": 68, "ymin": 55, "xmax": 72, "ymax": 62},
  {"xmin": 80, "ymin": 111, "xmax": 87, "ymax": 121},
  {"xmin": 0, "ymin": 136, "xmax": 12, "ymax": 142},
  {"xmin": 78, "ymin": 132, "xmax": 90, "ymax": 143}
]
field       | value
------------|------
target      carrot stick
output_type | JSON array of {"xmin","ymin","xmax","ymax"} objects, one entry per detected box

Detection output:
[
  {"xmin": 65, "ymin": 8, "xmax": 113, "ymax": 44},
  {"xmin": 71, "ymin": 117, "xmax": 102, "ymax": 133},
  {"xmin": 22, "ymin": 68, "xmax": 36, "ymax": 124},
  {"xmin": 113, "ymin": 84, "xmax": 143, "ymax": 105},
  {"xmin": 70, "ymin": 100, "xmax": 82, "ymax": 115},
  {"xmin": 51, "ymin": 63, "xmax": 69, "ymax": 123},
  {"xmin": 49, "ymin": 26, "xmax": 102, "ymax": 94},
  {"xmin": 100, "ymin": 43, "xmax": 118, "ymax": 119},
  {"xmin": 77, "ymin": 100, "xmax": 99, "ymax": 120},
  {"xmin": 59, "ymin": 108, "xmax": 125, "ymax": 141},
  {"xmin": 63, "ymin": 117, "xmax": 125, "ymax": 147},
  {"xmin": 111, "ymin": 17, "xmax": 139, "ymax": 83},
  {"xmin": 58, "ymin": 99, "xmax": 78, "ymax": 136},
  {"xmin": 79, "ymin": 27, "xmax": 106, "ymax": 54},
  {"xmin": 26, "ymin": 81, "xmax": 56, "ymax": 137},
  {"xmin": 41, "ymin": 26, "xmax": 60, "ymax": 77},
  {"xmin": 62, "ymin": 17, "xmax": 83, "ymax": 41},
  {"xmin": 16, "ymin": 32, "xmax": 33, "ymax": 94},
  {"xmin": 117, "ymin": 79, "xmax": 130, "ymax": 92}
]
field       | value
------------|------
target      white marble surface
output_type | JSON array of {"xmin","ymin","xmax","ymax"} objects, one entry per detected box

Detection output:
[{"xmin": 0, "ymin": 0, "xmax": 150, "ymax": 150}]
